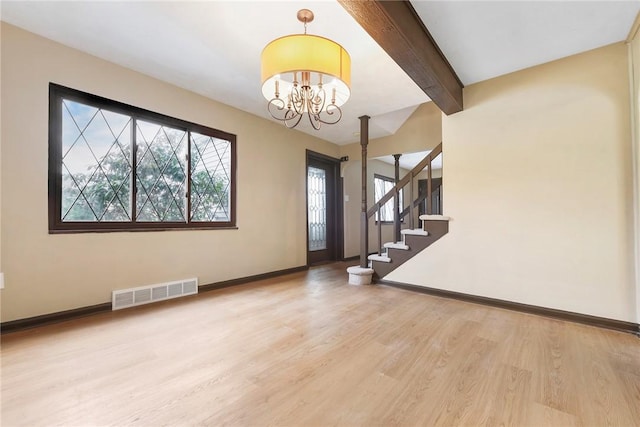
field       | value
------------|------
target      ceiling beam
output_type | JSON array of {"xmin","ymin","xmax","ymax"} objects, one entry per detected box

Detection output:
[{"xmin": 338, "ymin": 0, "xmax": 463, "ymax": 115}]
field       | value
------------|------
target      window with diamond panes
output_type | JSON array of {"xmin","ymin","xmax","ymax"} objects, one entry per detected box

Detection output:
[
  {"xmin": 135, "ymin": 121, "xmax": 187, "ymax": 222},
  {"xmin": 61, "ymin": 100, "xmax": 133, "ymax": 222},
  {"xmin": 49, "ymin": 84, "xmax": 236, "ymax": 232},
  {"xmin": 190, "ymin": 132, "xmax": 231, "ymax": 222}
]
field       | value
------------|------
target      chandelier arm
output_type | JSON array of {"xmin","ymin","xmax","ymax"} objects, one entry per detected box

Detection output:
[
  {"xmin": 306, "ymin": 102, "xmax": 322, "ymax": 130},
  {"xmin": 267, "ymin": 97, "xmax": 304, "ymax": 128},
  {"xmin": 317, "ymin": 103, "xmax": 343, "ymax": 125},
  {"xmin": 283, "ymin": 110, "xmax": 304, "ymax": 129},
  {"xmin": 267, "ymin": 90, "xmax": 344, "ymax": 128},
  {"xmin": 267, "ymin": 97, "xmax": 293, "ymax": 121}
]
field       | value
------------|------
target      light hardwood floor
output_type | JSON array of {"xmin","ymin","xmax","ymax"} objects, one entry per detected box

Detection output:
[{"xmin": 2, "ymin": 262, "xmax": 639, "ymax": 426}]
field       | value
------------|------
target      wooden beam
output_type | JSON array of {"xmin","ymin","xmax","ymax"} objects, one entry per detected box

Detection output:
[{"xmin": 339, "ymin": 0, "xmax": 464, "ymax": 115}]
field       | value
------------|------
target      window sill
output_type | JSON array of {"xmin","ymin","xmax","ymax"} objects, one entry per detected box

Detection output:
[{"xmin": 48, "ymin": 225, "xmax": 239, "ymax": 234}]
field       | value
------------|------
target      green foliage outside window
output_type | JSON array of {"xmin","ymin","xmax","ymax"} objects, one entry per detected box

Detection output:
[{"xmin": 50, "ymin": 83, "xmax": 235, "ymax": 232}]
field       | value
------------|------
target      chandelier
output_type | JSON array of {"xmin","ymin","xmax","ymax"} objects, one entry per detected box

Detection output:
[{"xmin": 261, "ymin": 9, "xmax": 351, "ymax": 130}]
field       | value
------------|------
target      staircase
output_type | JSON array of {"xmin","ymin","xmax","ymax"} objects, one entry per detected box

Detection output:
[
  {"xmin": 355, "ymin": 141, "xmax": 449, "ymax": 281},
  {"xmin": 369, "ymin": 214, "xmax": 451, "ymax": 279}
]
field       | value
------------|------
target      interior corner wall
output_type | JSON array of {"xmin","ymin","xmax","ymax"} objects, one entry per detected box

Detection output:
[
  {"xmin": 0, "ymin": 23, "xmax": 340, "ymax": 322},
  {"xmin": 338, "ymin": 102, "xmax": 442, "ymax": 162},
  {"xmin": 629, "ymin": 27, "xmax": 640, "ymax": 323},
  {"xmin": 387, "ymin": 42, "xmax": 636, "ymax": 322},
  {"xmin": 0, "ymin": 27, "xmax": 3, "ymax": 313}
]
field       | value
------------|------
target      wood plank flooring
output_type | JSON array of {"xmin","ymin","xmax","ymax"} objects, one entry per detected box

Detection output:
[{"xmin": 2, "ymin": 262, "xmax": 639, "ymax": 426}]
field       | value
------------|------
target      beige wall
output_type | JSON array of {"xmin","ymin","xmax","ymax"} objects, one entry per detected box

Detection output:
[
  {"xmin": 341, "ymin": 103, "xmax": 443, "ymax": 258},
  {"xmin": 629, "ymin": 20, "xmax": 640, "ymax": 323},
  {"xmin": 388, "ymin": 43, "xmax": 637, "ymax": 322},
  {"xmin": 339, "ymin": 102, "xmax": 442, "ymax": 161},
  {"xmin": 0, "ymin": 27, "xmax": 3, "ymax": 310},
  {"xmin": 0, "ymin": 23, "xmax": 339, "ymax": 322}
]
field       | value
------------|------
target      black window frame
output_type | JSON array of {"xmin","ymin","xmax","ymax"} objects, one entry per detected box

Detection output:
[{"xmin": 48, "ymin": 83, "xmax": 237, "ymax": 233}]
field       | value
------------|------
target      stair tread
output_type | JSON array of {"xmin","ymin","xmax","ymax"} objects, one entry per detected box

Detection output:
[
  {"xmin": 383, "ymin": 242, "xmax": 410, "ymax": 250},
  {"xmin": 368, "ymin": 254, "xmax": 392, "ymax": 263},
  {"xmin": 419, "ymin": 214, "xmax": 452, "ymax": 221},
  {"xmin": 401, "ymin": 229, "xmax": 429, "ymax": 236}
]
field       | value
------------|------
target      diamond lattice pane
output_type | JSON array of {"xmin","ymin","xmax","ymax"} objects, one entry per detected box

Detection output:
[
  {"xmin": 190, "ymin": 133, "xmax": 231, "ymax": 222},
  {"xmin": 61, "ymin": 100, "xmax": 132, "ymax": 222},
  {"xmin": 307, "ymin": 166, "xmax": 327, "ymax": 251},
  {"xmin": 136, "ymin": 121, "xmax": 187, "ymax": 222}
]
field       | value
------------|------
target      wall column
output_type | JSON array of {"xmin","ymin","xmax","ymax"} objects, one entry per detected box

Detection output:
[
  {"xmin": 359, "ymin": 115, "xmax": 370, "ymax": 268},
  {"xmin": 393, "ymin": 153, "xmax": 401, "ymax": 243}
]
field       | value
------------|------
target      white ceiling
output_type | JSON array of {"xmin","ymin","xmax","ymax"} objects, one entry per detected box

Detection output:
[
  {"xmin": 1, "ymin": 1, "xmax": 638, "ymax": 146},
  {"xmin": 412, "ymin": 1, "xmax": 640, "ymax": 86}
]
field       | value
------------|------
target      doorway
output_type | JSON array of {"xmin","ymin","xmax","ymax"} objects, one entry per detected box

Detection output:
[{"xmin": 306, "ymin": 151, "xmax": 343, "ymax": 265}]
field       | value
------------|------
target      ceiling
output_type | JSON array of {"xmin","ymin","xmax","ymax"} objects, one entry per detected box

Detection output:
[{"xmin": 1, "ymin": 1, "xmax": 638, "ymax": 146}]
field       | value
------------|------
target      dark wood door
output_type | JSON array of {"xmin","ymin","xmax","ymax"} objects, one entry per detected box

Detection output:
[{"xmin": 306, "ymin": 152, "xmax": 341, "ymax": 265}]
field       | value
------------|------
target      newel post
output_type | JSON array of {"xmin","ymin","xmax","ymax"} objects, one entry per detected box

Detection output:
[
  {"xmin": 393, "ymin": 153, "xmax": 401, "ymax": 243},
  {"xmin": 359, "ymin": 115, "xmax": 370, "ymax": 268}
]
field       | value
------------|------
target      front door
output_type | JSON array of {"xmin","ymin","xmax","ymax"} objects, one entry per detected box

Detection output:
[{"xmin": 307, "ymin": 152, "xmax": 341, "ymax": 265}]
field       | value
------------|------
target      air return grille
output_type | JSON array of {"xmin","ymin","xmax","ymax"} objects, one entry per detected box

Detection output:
[{"xmin": 112, "ymin": 278, "xmax": 198, "ymax": 310}]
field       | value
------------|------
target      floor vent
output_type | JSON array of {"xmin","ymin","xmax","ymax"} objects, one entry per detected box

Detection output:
[{"xmin": 112, "ymin": 278, "xmax": 198, "ymax": 311}]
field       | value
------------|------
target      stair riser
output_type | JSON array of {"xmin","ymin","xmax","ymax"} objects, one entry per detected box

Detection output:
[{"xmin": 373, "ymin": 220, "xmax": 449, "ymax": 279}]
